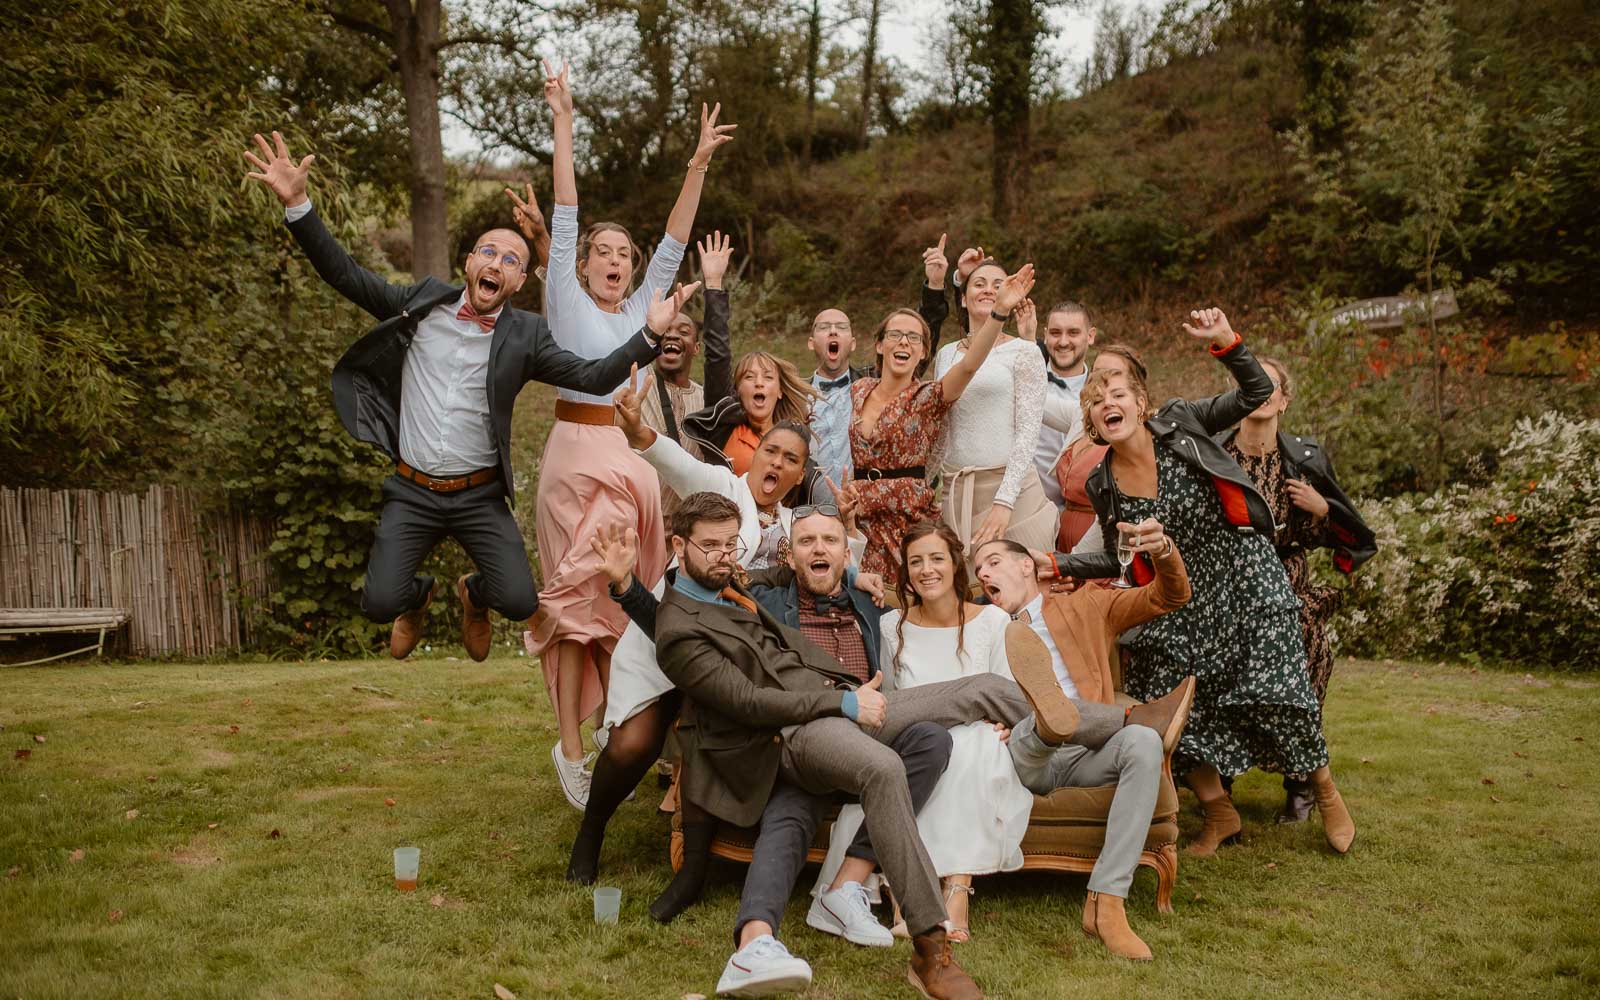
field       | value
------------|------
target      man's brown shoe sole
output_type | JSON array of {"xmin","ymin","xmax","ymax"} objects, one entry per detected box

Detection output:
[
  {"xmin": 1003, "ymin": 621, "xmax": 1079, "ymax": 745},
  {"xmin": 389, "ymin": 580, "xmax": 438, "ymax": 660}
]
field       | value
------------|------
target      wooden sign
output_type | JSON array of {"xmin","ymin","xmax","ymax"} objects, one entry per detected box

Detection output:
[{"xmin": 1310, "ymin": 289, "xmax": 1459, "ymax": 334}]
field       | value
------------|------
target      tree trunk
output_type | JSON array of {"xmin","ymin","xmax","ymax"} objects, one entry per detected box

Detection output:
[
  {"xmin": 386, "ymin": 0, "xmax": 450, "ymax": 281},
  {"xmin": 987, "ymin": 0, "xmax": 1035, "ymax": 224},
  {"xmin": 802, "ymin": 0, "xmax": 822, "ymax": 166},
  {"xmin": 859, "ymin": 0, "xmax": 881, "ymax": 148},
  {"xmin": 637, "ymin": 0, "xmax": 676, "ymax": 172}
]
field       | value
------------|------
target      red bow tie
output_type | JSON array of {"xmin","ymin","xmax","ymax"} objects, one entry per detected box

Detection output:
[{"xmin": 456, "ymin": 300, "xmax": 499, "ymax": 332}]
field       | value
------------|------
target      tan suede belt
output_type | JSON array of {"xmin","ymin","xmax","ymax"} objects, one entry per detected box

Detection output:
[
  {"xmin": 396, "ymin": 461, "xmax": 498, "ymax": 493},
  {"xmin": 554, "ymin": 400, "xmax": 616, "ymax": 426}
]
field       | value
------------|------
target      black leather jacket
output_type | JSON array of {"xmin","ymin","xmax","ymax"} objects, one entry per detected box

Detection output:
[
  {"xmin": 1054, "ymin": 337, "xmax": 1278, "ymax": 581},
  {"xmin": 1214, "ymin": 428, "xmax": 1378, "ymax": 574}
]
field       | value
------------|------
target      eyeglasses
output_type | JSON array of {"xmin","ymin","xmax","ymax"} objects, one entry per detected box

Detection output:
[
  {"xmin": 476, "ymin": 245, "xmax": 524, "ymax": 271},
  {"xmin": 879, "ymin": 330, "xmax": 923, "ymax": 346},
  {"xmin": 685, "ymin": 536, "xmax": 747, "ymax": 563},
  {"xmin": 791, "ymin": 503, "xmax": 841, "ymax": 520},
  {"xmin": 813, "ymin": 321, "xmax": 851, "ymax": 333}
]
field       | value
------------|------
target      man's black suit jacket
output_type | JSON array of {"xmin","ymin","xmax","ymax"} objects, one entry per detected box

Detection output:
[{"xmin": 287, "ymin": 206, "xmax": 660, "ymax": 506}]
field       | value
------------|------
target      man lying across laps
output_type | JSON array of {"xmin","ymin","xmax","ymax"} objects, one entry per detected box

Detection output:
[
  {"xmin": 973, "ymin": 524, "xmax": 1195, "ymax": 962},
  {"xmin": 652, "ymin": 492, "xmax": 1195, "ymax": 998},
  {"xmin": 242, "ymin": 130, "xmax": 687, "ymax": 661}
]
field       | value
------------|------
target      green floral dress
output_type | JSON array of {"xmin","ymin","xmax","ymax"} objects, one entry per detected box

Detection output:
[{"xmin": 1118, "ymin": 444, "xmax": 1329, "ymax": 778}]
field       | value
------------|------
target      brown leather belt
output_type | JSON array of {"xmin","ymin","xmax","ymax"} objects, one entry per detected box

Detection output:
[
  {"xmin": 396, "ymin": 461, "xmax": 498, "ymax": 493},
  {"xmin": 1062, "ymin": 501, "xmax": 1095, "ymax": 514},
  {"xmin": 554, "ymin": 400, "xmax": 616, "ymax": 426}
]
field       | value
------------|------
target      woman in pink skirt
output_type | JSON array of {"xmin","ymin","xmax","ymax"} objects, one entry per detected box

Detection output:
[{"xmin": 522, "ymin": 61, "xmax": 735, "ymax": 807}]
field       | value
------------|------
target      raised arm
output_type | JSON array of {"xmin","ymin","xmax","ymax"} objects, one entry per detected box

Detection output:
[
  {"xmin": 938, "ymin": 263, "xmax": 1034, "ymax": 402},
  {"xmin": 615, "ymin": 360, "xmax": 746, "ymax": 500},
  {"xmin": 1177, "ymin": 308, "xmax": 1274, "ymax": 433},
  {"xmin": 657, "ymin": 629, "xmax": 847, "ymax": 729},
  {"xmin": 664, "ymin": 103, "xmax": 736, "ymax": 244},
  {"xmin": 244, "ymin": 131, "xmax": 417, "ymax": 320},
  {"xmin": 920, "ymin": 235, "xmax": 951, "ymax": 358},
  {"xmin": 698, "ymin": 231, "xmax": 735, "ymax": 405},
  {"xmin": 545, "ymin": 61, "xmax": 577, "ymax": 207}
]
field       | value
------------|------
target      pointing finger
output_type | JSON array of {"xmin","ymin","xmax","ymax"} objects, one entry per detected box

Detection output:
[{"xmin": 937, "ymin": 233, "xmax": 947, "ymax": 252}]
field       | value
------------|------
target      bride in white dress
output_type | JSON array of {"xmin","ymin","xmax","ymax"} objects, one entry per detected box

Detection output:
[{"xmin": 811, "ymin": 520, "xmax": 1033, "ymax": 940}]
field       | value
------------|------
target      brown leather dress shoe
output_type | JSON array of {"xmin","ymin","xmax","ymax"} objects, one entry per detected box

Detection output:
[
  {"xmin": 457, "ymin": 574, "xmax": 492, "ymax": 662},
  {"xmin": 908, "ymin": 928, "xmax": 984, "ymax": 999},
  {"xmin": 389, "ymin": 579, "xmax": 437, "ymax": 660},
  {"xmin": 1124, "ymin": 675, "xmax": 1195, "ymax": 755},
  {"xmin": 1082, "ymin": 891, "xmax": 1153, "ymax": 961},
  {"xmin": 1003, "ymin": 621, "xmax": 1079, "ymax": 744}
]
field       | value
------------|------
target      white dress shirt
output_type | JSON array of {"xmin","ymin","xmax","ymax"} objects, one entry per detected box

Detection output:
[
  {"xmin": 1022, "ymin": 592, "xmax": 1080, "ymax": 699},
  {"xmin": 286, "ymin": 200, "xmax": 497, "ymax": 476},
  {"xmin": 1035, "ymin": 363, "xmax": 1087, "ymax": 508}
]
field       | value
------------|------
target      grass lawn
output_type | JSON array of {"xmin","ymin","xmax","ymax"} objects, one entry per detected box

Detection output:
[{"xmin": 2, "ymin": 655, "xmax": 1597, "ymax": 999}]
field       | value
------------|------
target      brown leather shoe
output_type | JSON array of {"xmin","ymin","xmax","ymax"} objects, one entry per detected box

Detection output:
[
  {"xmin": 1185, "ymin": 793, "xmax": 1242, "ymax": 857},
  {"xmin": 1125, "ymin": 675, "xmax": 1196, "ymax": 755},
  {"xmin": 1082, "ymin": 891, "xmax": 1152, "ymax": 961},
  {"xmin": 389, "ymin": 579, "xmax": 437, "ymax": 660},
  {"xmin": 1003, "ymin": 621, "xmax": 1079, "ymax": 745},
  {"xmin": 1311, "ymin": 765, "xmax": 1355, "ymax": 853},
  {"xmin": 457, "ymin": 574, "xmax": 492, "ymax": 662},
  {"xmin": 908, "ymin": 927, "xmax": 983, "ymax": 999}
]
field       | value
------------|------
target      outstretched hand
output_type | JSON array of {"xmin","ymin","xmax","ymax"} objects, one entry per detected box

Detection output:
[
  {"xmin": 1014, "ymin": 297, "xmax": 1038, "ymax": 340},
  {"xmin": 243, "ymin": 131, "xmax": 314, "ymax": 208},
  {"xmin": 993, "ymin": 264, "xmax": 1036, "ymax": 318},
  {"xmin": 590, "ymin": 522, "xmax": 640, "ymax": 589},
  {"xmin": 1181, "ymin": 307, "xmax": 1237, "ymax": 350},
  {"xmin": 956, "ymin": 245, "xmax": 985, "ymax": 285},
  {"xmin": 690, "ymin": 102, "xmax": 737, "ymax": 169},
  {"xmin": 923, "ymin": 233, "xmax": 949, "ymax": 289},
  {"xmin": 646, "ymin": 281, "xmax": 702, "ymax": 336},
  {"xmin": 697, "ymin": 230, "xmax": 734, "ymax": 290},
  {"xmin": 542, "ymin": 59, "xmax": 573, "ymax": 117}
]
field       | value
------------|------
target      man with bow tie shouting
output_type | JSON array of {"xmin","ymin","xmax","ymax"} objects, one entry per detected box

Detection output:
[{"xmin": 244, "ymin": 130, "xmax": 691, "ymax": 661}]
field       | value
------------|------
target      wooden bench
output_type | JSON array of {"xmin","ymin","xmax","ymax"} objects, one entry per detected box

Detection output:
[{"xmin": 0, "ymin": 608, "xmax": 131, "ymax": 666}]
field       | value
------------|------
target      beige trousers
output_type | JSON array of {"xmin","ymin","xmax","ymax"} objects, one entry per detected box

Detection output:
[{"xmin": 940, "ymin": 462, "xmax": 1060, "ymax": 554}]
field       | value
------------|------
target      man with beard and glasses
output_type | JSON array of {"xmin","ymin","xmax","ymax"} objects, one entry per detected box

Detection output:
[
  {"xmin": 652, "ymin": 493, "xmax": 1195, "ymax": 998},
  {"xmin": 242, "ymin": 130, "xmax": 688, "ymax": 661}
]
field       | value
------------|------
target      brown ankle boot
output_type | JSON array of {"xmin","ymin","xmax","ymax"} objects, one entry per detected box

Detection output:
[
  {"xmin": 908, "ymin": 927, "xmax": 984, "ymax": 999},
  {"xmin": 457, "ymin": 574, "xmax": 492, "ymax": 662},
  {"xmin": 1003, "ymin": 622, "xmax": 1079, "ymax": 744},
  {"xmin": 1124, "ymin": 675, "xmax": 1196, "ymax": 754},
  {"xmin": 1310, "ymin": 765, "xmax": 1355, "ymax": 853},
  {"xmin": 1184, "ymin": 794, "xmax": 1242, "ymax": 857},
  {"xmin": 389, "ymin": 579, "xmax": 437, "ymax": 660},
  {"xmin": 1082, "ymin": 892, "xmax": 1152, "ymax": 961}
]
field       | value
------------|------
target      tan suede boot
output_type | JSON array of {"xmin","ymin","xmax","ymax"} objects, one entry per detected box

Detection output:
[
  {"xmin": 388, "ymin": 579, "xmax": 437, "ymax": 660},
  {"xmin": 457, "ymin": 574, "xmax": 492, "ymax": 662},
  {"xmin": 1082, "ymin": 892, "xmax": 1152, "ymax": 961},
  {"xmin": 908, "ymin": 928, "xmax": 984, "ymax": 1000},
  {"xmin": 1184, "ymin": 794, "xmax": 1242, "ymax": 857},
  {"xmin": 1311, "ymin": 765, "xmax": 1355, "ymax": 853},
  {"xmin": 1003, "ymin": 621, "xmax": 1079, "ymax": 744},
  {"xmin": 1124, "ymin": 675, "xmax": 1196, "ymax": 754}
]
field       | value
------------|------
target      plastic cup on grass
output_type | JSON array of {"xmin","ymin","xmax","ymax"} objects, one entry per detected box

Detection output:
[
  {"xmin": 394, "ymin": 846, "xmax": 420, "ymax": 891},
  {"xmin": 593, "ymin": 886, "xmax": 621, "ymax": 924}
]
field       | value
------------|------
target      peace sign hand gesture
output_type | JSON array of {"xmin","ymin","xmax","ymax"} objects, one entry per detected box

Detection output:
[
  {"xmin": 504, "ymin": 183, "xmax": 547, "ymax": 242},
  {"xmin": 690, "ymin": 102, "xmax": 737, "ymax": 170},
  {"xmin": 542, "ymin": 59, "xmax": 573, "ymax": 118},
  {"xmin": 243, "ymin": 131, "xmax": 315, "ymax": 208},
  {"xmin": 612, "ymin": 363, "xmax": 654, "ymax": 449}
]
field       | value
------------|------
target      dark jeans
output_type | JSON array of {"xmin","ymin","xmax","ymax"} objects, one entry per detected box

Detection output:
[
  {"xmin": 733, "ymin": 720, "xmax": 952, "ymax": 945},
  {"xmin": 360, "ymin": 474, "xmax": 538, "ymax": 622}
]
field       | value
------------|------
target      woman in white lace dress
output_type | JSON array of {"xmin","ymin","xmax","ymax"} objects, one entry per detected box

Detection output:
[
  {"xmin": 812, "ymin": 522, "xmax": 1032, "ymax": 942},
  {"xmin": 933, "ymin": 259, "xmax": 1057, "ymax": 554}
]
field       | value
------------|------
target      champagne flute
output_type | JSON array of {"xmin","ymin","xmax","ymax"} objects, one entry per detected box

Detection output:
[{"xmin": 1114, "ymin": 526, "xmax": 1135, "ymax": 589}]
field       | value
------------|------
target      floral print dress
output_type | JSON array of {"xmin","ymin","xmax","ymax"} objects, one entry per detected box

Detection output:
[
  {"xmin": 849, "ymin": 378, "xmax": 954, "ymax": 587},
  {"xmin": 1117, "ymin": 444, "xmax": 1329, "ymax": 778},
  {"xmin": 1226, "ymin": 444, "xmax": 1341, "ymax": 705}
]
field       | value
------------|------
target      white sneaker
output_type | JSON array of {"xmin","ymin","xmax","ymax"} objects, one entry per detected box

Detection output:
[
  {"xmin": 551, "ymin": 742, "xmax": 593, "ymax": 811},
  {"xmin": 715, "ymin": 935, "xmax": 813, "ymax": 997},
  {"xmin": 806, "ymin": 881, "xmax": 894, "ymax": 947}
]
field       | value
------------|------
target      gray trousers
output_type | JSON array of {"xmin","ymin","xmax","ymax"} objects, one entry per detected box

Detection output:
[
  {"xmin": 1008, "ymin": 714, "xmax": 1163, "ymax": 897},
  {"xmin": 735, "ymin": 674, "xmax": 1126, "ymax": 940}
]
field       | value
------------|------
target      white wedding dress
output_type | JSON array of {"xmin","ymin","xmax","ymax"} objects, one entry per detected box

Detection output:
[{"xmin": 811, "ymin": 605, "xmax": 1033, "ymax": 897}]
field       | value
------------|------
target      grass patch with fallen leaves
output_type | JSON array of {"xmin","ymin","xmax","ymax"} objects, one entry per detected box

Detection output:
[{"xmin": 2, "ymin": 656, "xmax": 1598, "ymax": 999}]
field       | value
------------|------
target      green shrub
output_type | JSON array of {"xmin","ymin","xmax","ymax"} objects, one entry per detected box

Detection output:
[{"xmin": 1332, "ymin": 411, "xmax": 1600, "ymax": 669}]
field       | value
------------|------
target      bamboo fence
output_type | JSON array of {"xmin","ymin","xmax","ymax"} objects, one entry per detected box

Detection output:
[{"xmin": 0, "ymin": 486, "xmax": 275, "ymax": 656}]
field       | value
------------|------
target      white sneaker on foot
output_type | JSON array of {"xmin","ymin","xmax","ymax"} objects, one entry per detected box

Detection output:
[
  {"xmin": 715, "ymin": 935, "xmax": 813, "ymax": 997},
  {"xmin": 551, "ymin": 742, "xmax": 592, "ymax": 811},
  {"xmin": 806, "ymin": 880, "xmax": 894, "ymax": 947}
]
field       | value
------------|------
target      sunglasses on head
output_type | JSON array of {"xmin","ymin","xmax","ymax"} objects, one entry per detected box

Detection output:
[{"xmin": 791, "ymin": 502, "xmax": 841, "ymax": 520}]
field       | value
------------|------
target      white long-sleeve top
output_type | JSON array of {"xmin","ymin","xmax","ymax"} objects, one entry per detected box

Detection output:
[
  {"xmin": 933, "ymin": 337, "xmax": 1048, "ymax": 508},
  {"xmin": 1035, "ymin": 366, "xmax": 1087, "ymax": 507},
  {"xmin": 546, "ymin": 203, "xmax": 685, "ymax": 405}
]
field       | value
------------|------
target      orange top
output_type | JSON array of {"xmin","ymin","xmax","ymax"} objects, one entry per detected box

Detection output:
[{"xmin": 724, "ymin": 423, "xmax": 764, "ymax": 476}]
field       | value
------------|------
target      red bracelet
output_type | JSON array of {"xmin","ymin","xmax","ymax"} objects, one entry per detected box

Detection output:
[{"xmin": 1208, "ymin": 330, "xmax": 1243, "ymax": 356}]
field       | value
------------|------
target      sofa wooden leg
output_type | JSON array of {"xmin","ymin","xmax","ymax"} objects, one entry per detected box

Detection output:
[{"xmin": 1152, "ymin": 843, "xmax": 1178, "ymax": 914}]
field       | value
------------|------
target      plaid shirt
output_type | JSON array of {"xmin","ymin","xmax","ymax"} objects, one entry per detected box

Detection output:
[{"xmin": 796, "ymin": 594, "xmax": 871, "ymax": 684}]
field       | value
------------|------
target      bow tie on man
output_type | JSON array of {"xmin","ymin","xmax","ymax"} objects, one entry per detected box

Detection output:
[
  {"xmin": 816, "ymin": 374, "xmax": 851, "ymax": 392},
  {"xmin": 456, "ymin": 300, "xmax": 500, "ymax": 332},
  {"xmin": 1047, "ymin": 372, "xmax": 1069, "ymax": 390},
  {"xmin": 813, "ymin": 590, "xmax": 853, "ymax": 614}
]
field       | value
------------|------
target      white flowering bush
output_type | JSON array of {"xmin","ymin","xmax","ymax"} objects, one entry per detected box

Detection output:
[{"xmin": 1333, "ymin": 411, "xmax": 1600, "ymax": 669}]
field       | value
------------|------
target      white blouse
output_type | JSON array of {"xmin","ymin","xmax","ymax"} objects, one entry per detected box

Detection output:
[{"xmin": 933, "ymin": 337, "xmax": 1048, "ymax": 508}]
